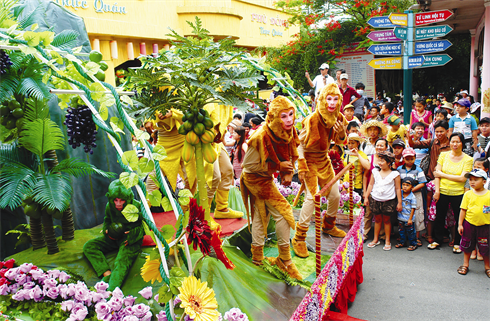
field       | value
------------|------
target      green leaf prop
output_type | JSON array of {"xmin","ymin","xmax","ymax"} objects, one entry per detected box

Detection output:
[
  {"xmin": 157, "ymin": 284, "xmax": 173, "ymax": 304},
  {"xmin": 134, "ymin": 128, "xmax": 150, "ymax": 141},
  {"xmin": 121, "ymin": 150, "xmax": 139, "ymax": 170},
  {"xmin": 138, "ymin": 157, "xmax": 154, "ymax": 174},
  {"xmin": 169, "ymin": 266, "xmax": 186, "ymax": 295},
  {"xmin": 119, "ymin": 172, "xmax": 139, "ymax": 189},
  {"xmin": 152, "ymin": 145, "xmax": 167, "ymax": 161},
  {"xmin": 121, "ymin": 204, "xmax": 140, "ymax": 222},
  {"xmin": 50, "ymin": 158, "xmax": 115, "ymax": 178},
  {"xmin": 160, "ymin": 225, "xmax": 175, "ymax": 240},
  {"xmin": 99, "ymin": 105, "xmax": 108, "ymax": 121},
  {"xmin": 178, "ymin": 189, "xmax": 193, "ymax": 206},
  {"xmin": 142, "ymin": 221, "xmax": 157, "ymax": 245},
  {"xmin": 23, "ymin": 31, "xmax": 40, "ymax": 46},
  {"xmin": 19, "ymin": 118, "xmax": 65, "ymax": 158},
  {"xmin": 148, "ymin": 190, "xmax": 162, "ymax": 207},
  {"xmin": 110, "ymin": 116, "xmax": 125, "ymax": 135},
  {"xmin": 161, "ymin": 196, "xmax": 173, "ymax": 212},
  {"xmin": 32, "ymin": 174, "xmax": 72, "ymax": 213}
]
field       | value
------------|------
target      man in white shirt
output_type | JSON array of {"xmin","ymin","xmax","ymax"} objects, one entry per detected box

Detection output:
[{"xmin": 305, "ymin": 63, "xmax": 335, "ymax": 100}]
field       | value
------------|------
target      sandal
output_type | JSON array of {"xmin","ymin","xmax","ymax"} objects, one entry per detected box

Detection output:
[
  {"xmin": 367, "ymin": 241, "xmax": 381, "ymax": 248},
  {"xmin": 457, "ymin": 265, "xmax": 469, "ymax": 275},
  {"xmin": 448, "ymin": 240, "xmax": 454, "ymax": 247},
  {"xmin": 426, "ymin": 236, "xmax": 434, "ymax": 244},
  {"xmin": 383, "ymin": 244, "xmax": 392, "ymax": 251},
  {"xmin": 477, "ymin": 255, "xmax": 484, "ymax": 261},
  {"xmin": 485, "ymin": 269, "xmax": 490, "ymax": 278},
  {"xmin": 443, "ymin": 236, "xmax": 450, "ymax": 243},
  {"xmin": 416, "ymin": 239, "xmax": 423, "ymax": 247},
  {"xmin": 470, "ymin": 251, "xmax": 477, "ymax": 260},
  {"xmin": 453, "ymin": 246, "xmax": 462, "ymax": 254},
  {"xmin": 407, "ymin": 245, "xmax": 417, "ymax": 251},
  {"xmin": 427, "ymin": 242, "xmax": 440, "ymax": 250},
  {"xmin": 395, "ymin": 243, "xmax": 404, "ymax": 248}
]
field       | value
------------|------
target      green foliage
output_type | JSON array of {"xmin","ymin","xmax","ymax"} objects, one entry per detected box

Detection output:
[
  {"xmin": 121, "ymin": 204, "xmax": 140, "ymax": 222},
  {"xmin": 18, "ymin": 118, "xmax": 65, "ymax": 159},
  {"xmin": 124, "ymin": 17, "xmax": 264, "ymax": 121},
  {"xmin": 5, "ymin": 223, "xmax": 31, "ymax": 249}
]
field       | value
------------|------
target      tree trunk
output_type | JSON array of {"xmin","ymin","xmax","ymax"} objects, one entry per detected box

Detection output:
[
  {"xmin": 29, "ymin": 217, "xmax": 46, "ymax": 250},
  {"xmin": 45, "ymin": 150, "xmax": 75, "ymax": 240},
  {"xmin": 41, "ymin": 211, "xmax": 59, "ymax": 254},
  {"xmin": 195, "ymin": 142, "xmax": 210, "ymax": 220}
]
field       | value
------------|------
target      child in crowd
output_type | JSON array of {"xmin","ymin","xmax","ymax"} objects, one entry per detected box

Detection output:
[
  {"xmin": 360, "ymin": 120, "xmax": 388, "ymax": 157},
  {"xmin": 365, "ymin": 151, "xmax": 402, "ymax": 251},
  {"xmin": 441, "ymin": 102, "xmax": 454, "ymax": 119},
  {"xmin": 347, "ymin": 121, "xmax": 360, "ymax": 135},
  {"xmin": 411, "ymin": 98, "xmax": 432, "ymax": 139},
  {"xmin": 242, "ymin": 122, "xmax": 251, "ymax": 141},
  {"xmin": 411, "ymin": 122, "xmax": 429, "ymax": 166},
  {"xmin": 478, "ymin": 117, "xmax": 490, "ymax": 156},
  {"xmin": 398, "ymin": 148, "xmax": 427, "ymax": 246},
  {"xmin": 392, "ymin": 139, "xmax": 405, "ymax": 168},
  {"xmin": 232, "ymin": 126, "xmax": 248, "ymax": 179},
  {"xmin": 428, "ymin": 109, "xmax": 448, "ymax": 140},
  {"xmin": 343, "ymin": 104, "xmax": 362, "ymax": 125},
  {"xmin": 380, "ymin": 102, "xmax": 395, "ymax": 125},
  {"xmin": 457, "ymin": 169, "xmax": 490, "ymax": 277},
  {"xmin": 448, "ymin": 99, "xmax": 478, "ymax": 156},
  {"xmin": 344, "ymin": 133, "xmax": 369, "ymax": 199},
  {"xmin": 366, "ymin": 106, "xmax": 380, "ymax": 121},
  {"xmin": 386, "ymin": 115, "xmax": 407, "ymax": 146},
  {"xmin": 396, "ymin": 177, "xmax": 418, "ymax": 251}
]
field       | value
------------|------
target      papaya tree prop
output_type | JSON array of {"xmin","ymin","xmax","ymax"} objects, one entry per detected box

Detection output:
[{"xmin": 124, "ymin": 17, "xmax": 264, "ymax": 222}]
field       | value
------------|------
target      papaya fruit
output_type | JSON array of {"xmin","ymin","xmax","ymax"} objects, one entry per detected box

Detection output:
[
  {"xmin": 178, "ymin": 125, "xmax": 188, "ymax": 135},
  {"xmin": 193, "ymin": 123, "xmax": 206, "ymax": 136},
  {"xmin": 186, "ymin": 131, "xmax": 200, "ymax": 146},
  {"xmin": 182, "ymin": 121, "xmax": 193, "ymax": 132},
  {"xmin": 185, "ymin": 112, "xmax": 194, "ymax": 121},
  {"xmin": 182, "ymin": 141, "xmax": 194, "ymax": 163},
  {"xmin": 200, "ymin": 130, "xmax": 215, "ymax": 144},
  {"xmin": 202, "ymin": 142, "xmax": 217, "ymax": 164},
  {"xmin": 203, "ymin": 117, "xmax": 214, "ymax": 130},
  {"xmin": 197, "ymin": 113, "xmax": 204, "ymax": 122}
]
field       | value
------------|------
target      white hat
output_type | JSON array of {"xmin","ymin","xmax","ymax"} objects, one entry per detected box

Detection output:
[
  {"xmin": 470, "ymin": 102, "xmax": 481, "ymax": 113},
  {"xmin": 460, "ymin": 90, "xmax": 469, "ymax": 95},
  {"xmin": 340, "ymin": 73, "xmax": 349, "ymax": 80},
  {"xmin": 319, "ymin": 63, "xmax": 329, "ymax": 70},
  {"xmin": 464, "ymin": 169, "xmax": 488, "ymax": 180}
]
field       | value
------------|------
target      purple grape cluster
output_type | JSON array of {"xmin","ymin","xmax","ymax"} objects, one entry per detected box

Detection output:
[
  {"xmin": 64, "ymin": 105, "xmax": 97, "ymax": 154},
  {"xmin": 0, "ymin": 50, "xmax": 13, "ymax": 75}
]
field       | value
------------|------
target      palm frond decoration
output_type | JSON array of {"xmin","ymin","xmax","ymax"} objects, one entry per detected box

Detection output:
[
  {"xmin": 51, "ymin": 158, "xmax": 116, "ymax": 178},
  {"xmin": 14, "ymin": 1, "xmax": 46, "ymax": 30},
  {"xmin": 0, "ymin": 162, "xmax": 37, "ymax": 210},
  {"xmin": 0, "ymin": 0, "xmax": 17, "ymax": 27},
  {"xmin": 24, "ymin": 97, "xmax": 49, "ymax": 121},
  {"xmin": 17, "ymin": 76, "xmax": 52, "ymax": 101},
  {"xmin": 32, "ymin": 174, "xmax": 72, "ymax": 212},
  {"xmin": 19, "ymin": 119, "xmax": 65, "ymax": 159},
  {"xmin": 0, "ymin": 77, "xmax": 19, "ymax": 101},
  {"xmin": 51, "ymin": 30, "xmax": 80, "ymax": 50}
]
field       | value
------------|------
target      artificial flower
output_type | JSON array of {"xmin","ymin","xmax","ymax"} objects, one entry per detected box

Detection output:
[
  {"xmin": 186, "ymin": 198, "xmax": 212, "ymax": 256},
  {"xmin": 209, "ymin": 231, "xmax": 235, "ymax": 270},
  {"xmin": 138, "ymin": 286, "xmax": 153, "ymax": 300},
  {"xmin": 178, "ymin": 276, "xmax": 219, "ymax": 321},
  {"xmin": 141, "ymin": 255, "xmax": 163, "ymax": 284}
]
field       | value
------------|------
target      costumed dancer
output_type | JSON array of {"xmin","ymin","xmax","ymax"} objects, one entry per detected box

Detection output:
[
  {"xmin": 83, "ymin": 180, "xmax": 144, "ymax": 291},
  {"xmin": 241, "ymin": 96, "xmax": 302, "ymax": 280},
  {"xmin": 292, "ymin": 83, "xmax": 348, "ymax": 258},
  {"xmin": 146, "ymin": 109, "xmax": 197, "ymax": 195},
  {"xmin": 203, "ymin": 103, "xmax": 243, "ymax": 220}
]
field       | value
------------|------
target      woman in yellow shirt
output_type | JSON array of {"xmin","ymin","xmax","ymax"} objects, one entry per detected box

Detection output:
[{"xmin": 431, "ymin": 132, "xmax": 473, "ymax": 251}]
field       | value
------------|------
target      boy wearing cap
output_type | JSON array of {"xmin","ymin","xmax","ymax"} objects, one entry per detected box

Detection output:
[
  {"xmin": 457, "ymin": 169, "xmax": 490, "ymax": 277},
  {"xmin": 305, "ymin": 63, "xmax": 335, "ymax": 99},
  {"xmin": 396, "ymin": 177, "xmax": 418, "ymax": 251},
  {"xmin": 392, "ymin": 139, "xmax": 405, "ymax": 168},
  {"xmin": 398, "ymin": 148, "xmax": 427, "ymax": 246},
  {"xmin": 339, "ymin": 73, "xmax": 361, "ymax": 110},
  {"xmin": 386, "ymin": 115, "xmax": 407, "ymax": 146},
  {"xmin": 343, "ymin": 104, "xmax": 361, "ymax": 126},
  {"xmin": 448, "ymin": 99, "xmax": 478, "ymax": 156}
]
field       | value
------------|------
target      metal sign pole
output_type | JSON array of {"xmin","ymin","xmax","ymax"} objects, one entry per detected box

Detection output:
[{"xmin": 403, "ymin": 10, "xmax": 414, "ymax": 125}]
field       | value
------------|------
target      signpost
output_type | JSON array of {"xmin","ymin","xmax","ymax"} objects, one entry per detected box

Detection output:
[
  {"xmin": 367, "ymin": 9, "xmax": 454, "ymax": 124},
  {"xmin": 414, "ymin": 39, "xmax": 452, "ymax": 54},
  {"xmin": 367, "ymin": 30, "xmax": 401, "ymax": 42},
  {"xmin": 367, "ymin": 43, "xmax": 402, "ymax": 56}
]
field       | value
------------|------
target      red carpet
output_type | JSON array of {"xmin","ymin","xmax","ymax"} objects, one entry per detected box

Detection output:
[
  {"xmin": 142, "ymin": 211, "xmax": 247, "ymax": 246},
  {"xmin": 324, "ymin": 311, "xmax": 367, "ymax": 321}
]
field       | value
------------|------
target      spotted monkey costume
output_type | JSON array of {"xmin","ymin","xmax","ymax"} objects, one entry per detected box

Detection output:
[
  {"xmin": 83, "ymin": 180, "xmax": 144, "ymax": 291},
  {"xmin": 240, "ymin": 96, "xmax": 302, "ymax": 280},
  {"xmin": 293, "ymin": 83, "xmax": 348, "ymax": 258}
]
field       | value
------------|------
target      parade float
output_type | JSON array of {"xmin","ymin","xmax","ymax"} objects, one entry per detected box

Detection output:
[{"xmin": 0, "ymin": 1, "xmax": 364, "ymax": 320}]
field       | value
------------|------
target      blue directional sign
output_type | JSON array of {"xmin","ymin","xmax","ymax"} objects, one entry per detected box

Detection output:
[
  {"xmin": 414, "ymin": 40, "xmax": 452, "ymax": 54},
  {"xmin": 408, "ymin": 56, "xmax": 425, "ymax": 69},
  {"xmin": 394, "ymin": 27, "xmax": 407, "ymax": 40},
  {"xmin": 415, "ymin": 25, "xmax": 453, "ymax": 41},
  {"xmin": 368, "ymin": 43, "xmax": 402, "ymax": 56},
  {"xmin": 418, "ymin": 54, "xmax": 452, "ymax": 68},
  {"xmin": 367, "ymin": 16, "xmax": 397, "ymax": 28}
]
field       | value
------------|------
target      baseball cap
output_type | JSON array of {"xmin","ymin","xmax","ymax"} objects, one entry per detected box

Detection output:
[
  {"xmin": 480, "ymin": 117, "xmax": 490, "ymax": 125},
  {"xmin": 392, "ymin": 139, "xmax": 406, "ymax": 148},
  {"xmin": 344, "ymin": 104, "xmax": 355, "ymax": 110},
  {"xmin": 470, "ymin": 102, "xmax": 481, "ymax": 113},
  {"xmin": 464, "ymin": 169, "xmax": 488, "ymax": 179},
  {"xmin": 455, "ymin": 99, "xmax": 471, "ymax": 108},
  {"xmin": 340, "ymin": 73, "xmax": 349, "ymax": 80},
  {"xmin": 402, "ymin": 177, "xmax": 417, "ymax": 186},
  {"xmin": 402, "ymin": 148, "xmax": 416, "ymax": 158},
  {"xmin": 387, "ymin": 115, "xmax": 401, "ymax": 126},
  {"xmin": 319, "ymin": 63, "xmax": 329, "ymax": 70}
]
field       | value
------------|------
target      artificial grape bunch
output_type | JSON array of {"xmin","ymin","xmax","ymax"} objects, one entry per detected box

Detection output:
[
  {"xmin": 0, "ymin": 50, "xmax": 13, "ymax": 75},
  {"xmin": 64, "ymin": 105, "xmax": 98, "ymax": 154}
]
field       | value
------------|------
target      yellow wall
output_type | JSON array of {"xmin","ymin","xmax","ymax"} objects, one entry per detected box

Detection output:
[{"xmin": 51, "ymin": 0, "xmax": 298, "ymax": 68}]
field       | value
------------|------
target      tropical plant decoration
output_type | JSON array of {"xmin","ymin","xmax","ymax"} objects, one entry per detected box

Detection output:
[
  {"xmin": 124, "ymin": 17, "xmax": 264, "ymax": 222},
  {"xmin": 0, "ymin": 99, "xmax": 115, "ymax": 254}
]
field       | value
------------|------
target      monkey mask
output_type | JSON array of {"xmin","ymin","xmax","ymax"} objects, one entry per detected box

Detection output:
[
  {"xmin": 316, "ymin": 83, "xmax": 343, "ymax": 128},
  {"xmin": 265, "ymin": 96, "xmax": 297, "ymax": 143}
]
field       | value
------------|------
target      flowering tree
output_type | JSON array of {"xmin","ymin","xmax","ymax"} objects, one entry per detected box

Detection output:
[{"xmin": 261, "ymin": 0, "xmax": 413, "ymax": 91}]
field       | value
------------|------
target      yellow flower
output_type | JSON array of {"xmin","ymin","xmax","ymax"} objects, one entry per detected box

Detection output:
[
  {"xmin": 178, "ymin": 276, "xmax": 219, "ymax": 321},
  {"xmin": 140, "ymin": 256, "xmax": 163, "ymax": 284}
]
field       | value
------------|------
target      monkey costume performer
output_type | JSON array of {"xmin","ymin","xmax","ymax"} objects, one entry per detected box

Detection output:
[
  {"xmin": 83, "ymin": 180, "xmax": 144, "ymax": 291},
  {"xmin": 292, "ymin": 83, "xmax": 348, "ymax": 258},
  {"xmin": 241, "ymin": 96, "xmax": 302, "ymax": 280}
]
